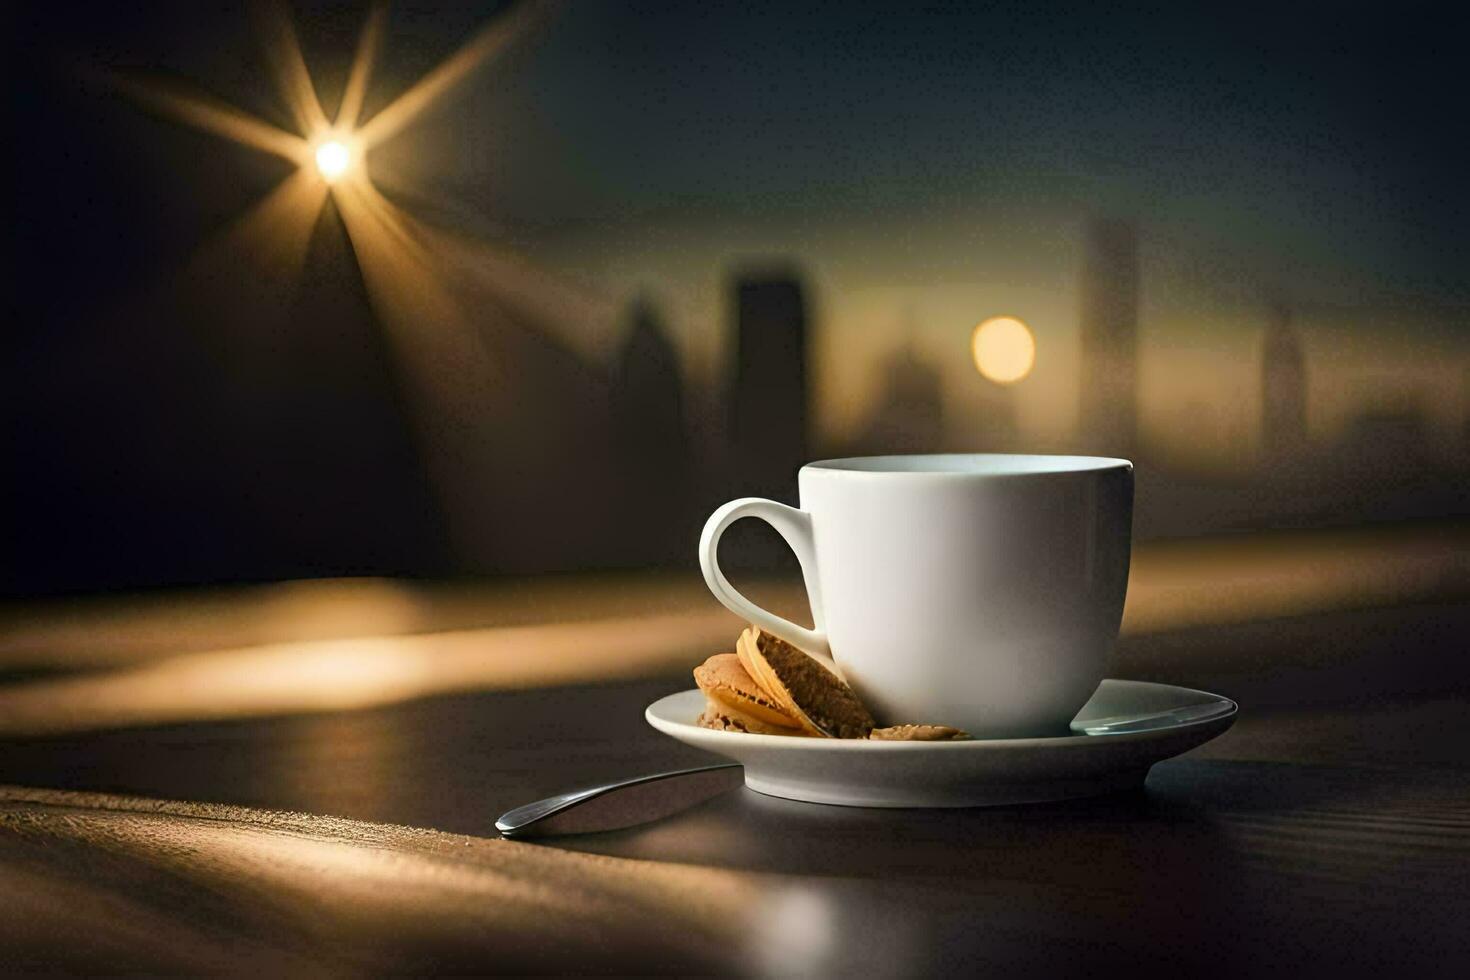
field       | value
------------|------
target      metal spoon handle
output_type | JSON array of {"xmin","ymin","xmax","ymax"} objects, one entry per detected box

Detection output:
[{"xmin": 495, "ymin": 763, "xmax": 743, "ymax": 838}]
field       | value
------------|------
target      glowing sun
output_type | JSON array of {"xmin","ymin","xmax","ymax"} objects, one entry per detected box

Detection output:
[{"xmin": 971, "ymin": 316, "xmax": 1036, "ymax": 384}]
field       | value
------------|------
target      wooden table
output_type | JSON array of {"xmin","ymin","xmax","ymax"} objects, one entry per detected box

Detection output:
[{"xmin": 2, "ymin": 528, "xmax": 1468, "ymax": 976}]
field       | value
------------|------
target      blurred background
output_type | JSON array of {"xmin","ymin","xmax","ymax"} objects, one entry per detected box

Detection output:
[
  {"xmin": 5, "ymin": 0, "xmax": 1468, "ymax": 597},
  {"xmin": 2, "ymin": 4, "xmax": 1469, "ymax": 927},
  {"xmin": 4, "ymin": 9, "xmax": 1469, "ymax": 969}
]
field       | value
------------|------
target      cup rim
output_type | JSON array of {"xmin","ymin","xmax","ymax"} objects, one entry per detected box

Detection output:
[{"xmin": 802, "ymin": 453, "xmax": 1133, "ymax": 477}]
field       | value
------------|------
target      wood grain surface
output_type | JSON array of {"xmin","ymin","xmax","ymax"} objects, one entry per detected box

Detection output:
[{"xmin": 1, "ymin": 530, "xmax": 1467, "ymax": 976}]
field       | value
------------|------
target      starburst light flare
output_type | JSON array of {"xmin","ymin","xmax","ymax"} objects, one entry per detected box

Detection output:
[{"xmin": 102, "ymin": 1, "xmax": 621, "ymax": 566}]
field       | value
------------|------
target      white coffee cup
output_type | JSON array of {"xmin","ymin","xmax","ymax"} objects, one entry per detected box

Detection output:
[{"xmin": 699, "ymin": 454, "xmax": 1133, "ymax": 738}]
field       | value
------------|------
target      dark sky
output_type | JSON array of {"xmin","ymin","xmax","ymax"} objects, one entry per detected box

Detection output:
[
  {"xmin": 461, "ymin": 1, "xmax": 1467, "ymax": 294},
  {"xmin": 14, "ymin": 1, "xmax": 1467, "ymax": 297}
]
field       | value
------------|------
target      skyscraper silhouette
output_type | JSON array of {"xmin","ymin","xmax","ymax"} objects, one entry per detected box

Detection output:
[
  {"xmin": 856, "ymin": 339, "xmax": 944, "ymax": 454},
  {"xmin": 1078, "ymin": 218, "xmax": 1139, "ymax": 457},
  {"xmin": 613, "ymin": 295, "xmax": 687, "ymax": 463},
  {"xmin": 1261, "ymin": 301, "xmax": 1308, "ymax": 460},
  {"xmin": 610, "ymin": 294, "xmax": 691, "ymax": 564},
  {"xmin": 969, "ymin": 376, "xmax": 1019, "ymax": 452},
  {"xmin": 730, "ymin": 271, "xmax": 809, "ymax": 498}
]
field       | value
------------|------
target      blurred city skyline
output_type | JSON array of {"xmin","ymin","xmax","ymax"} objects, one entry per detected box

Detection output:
[
  {"xmin": 439, "ymin": 1, "xmax": 1467, "ymax": 466},
  {"xmin": 527, "ymin": 217, "xmax": 1470, "ymax": 471},
  {"xmin": 17, "ymin": 0, "xmax": 1466, "ymax": 464},
  {"xmin": 6, "ymin": 0, "xmax": 1468, "ymax": 594},
  {"xmin": 318, "ymin": 0, "xmax": 1469, "ymax": 463}
]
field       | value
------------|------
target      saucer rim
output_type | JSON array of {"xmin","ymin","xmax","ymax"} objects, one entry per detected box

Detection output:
[{"xmin": 645, "ymin": 679, "xmax": 1237, "ymax": 751}]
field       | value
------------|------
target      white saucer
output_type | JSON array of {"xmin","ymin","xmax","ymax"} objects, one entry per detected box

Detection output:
[{"xmin": 645, "ymin": 679, "xmax": 1236, "ymax": 807}]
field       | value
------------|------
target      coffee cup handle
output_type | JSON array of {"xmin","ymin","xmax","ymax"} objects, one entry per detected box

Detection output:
[{"xmin": 699, "ymin": 498, "xmax": 832, "ymax": 662}]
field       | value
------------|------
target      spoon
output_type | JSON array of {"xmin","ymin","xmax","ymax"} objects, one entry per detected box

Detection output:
[{"xmin": 496, "ymin": 763, "xmax": 744, "ymax": 839}]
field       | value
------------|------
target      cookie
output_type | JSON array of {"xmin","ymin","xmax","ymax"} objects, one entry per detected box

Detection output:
[
  {"xmin": 696, "ymin": 701, "xmax": 811, "ymax": 736},
  {"xmin": 693, "ymin": 653, "xmax": 801, "ymax": 729},
  {"xmin": 869, "ymin": 724, "xmax": 970, "ymax": 741},
  {"xmin": 736, "ymin": 627, "xmax": 875, "ymax": 739}
]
